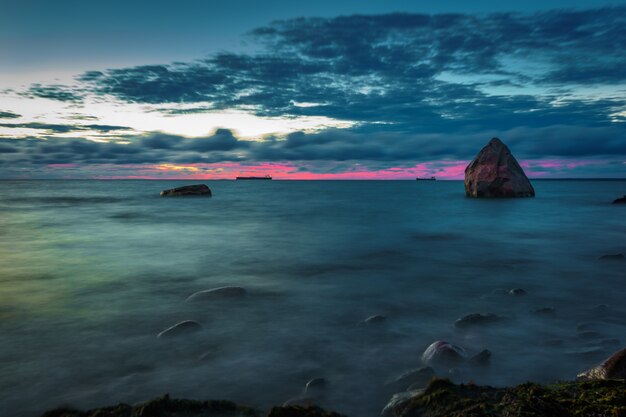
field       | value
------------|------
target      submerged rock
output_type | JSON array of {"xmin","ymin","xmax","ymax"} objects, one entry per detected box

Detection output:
[
  {"xmin": 305, "ymin": 378, "xmax": 327, "ymax": 394},
  {"xmin": 360, "ymin": 314, "xmax": 387, "ymax": 325},
  {"xmin": 533, "ymin": 307, "xmax": 556, "ymax": 316},
  {"xmin": 454, "ymin": 313, "xmax": 502, "ymax": 328},
  {"xmin": 386, "ymin": 367, "xmax": 435, "ymax": 392},
  {"xmin": 464, "ymin": 137, "xmax": 535, "ymax": 198},
  {"xmin": 160, "ymin": 184, "xmax": 211, "ymax": 197},
  {"xmin": 577, "ymin": 347, "xmax": 626, "ymax": 381},
  {"xmin": 186, "ymin": 286, "xmax": 247, "ymax": 301},
  {"xmin": 468, "ymin": 349, "xmax": 492, "ymax": 366},
  {"xmin": 509, "ymin": 288, "xmax": 527, "ymax": 296},
  {"xmin": 421, "ymin": 341, "xmax": 467, "ymax": 366},
  {"xmin": 613, "ymin": 195, "xmax": 626, "ymax": 204},
  {"xmin": 157, "ymin": 320, "xmax": 202, "ymax": 338},
  {"xmin": 598, "ymin": 253, "xmax": 625, "ymax": 261}
]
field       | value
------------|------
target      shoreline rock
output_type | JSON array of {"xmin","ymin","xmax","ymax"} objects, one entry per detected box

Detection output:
[
  {"xmin": 41, "ymin": 379, "xmax": 626, "ymax": 417},
  {"xmin": 157, "ymin": 320, "xmax": 202, "ymax": 338},
  {"xmin": 577, "ymin": 347, "xmax": 626, "ymax": 381},
  {"xmin": 186, "ymin": 286, "xmax": 247, "ymax": 301},
  {"xmin": 464, "ymin": 137, "xmax": 535, "ymax": 198}
]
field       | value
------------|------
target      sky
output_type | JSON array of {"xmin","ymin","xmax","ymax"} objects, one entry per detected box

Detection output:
[{"xmin": 1, "ymin": 0, "xmax": 625, "ymax": 179}]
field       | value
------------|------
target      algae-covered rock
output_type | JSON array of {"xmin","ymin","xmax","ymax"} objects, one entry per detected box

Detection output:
[
  {"xmin": 41, "ymin": 394, "xmax": 257, "ymax": 417},
  {"xmin": 383, "ymin": 377, "xmax": 626, "ymax": 417},
  {"xmin": 267, "ymin": 405, "xmax": 347, "ymax": 417}
]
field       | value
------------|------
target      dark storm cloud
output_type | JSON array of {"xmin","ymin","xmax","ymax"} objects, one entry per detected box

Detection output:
[
  {"xmin": 0, "ymin": 110, "xmax": 21, "ymax": 119},
  {"xmin": 2, "ymin": 123, "xmax": 625, "ymax": 170}
]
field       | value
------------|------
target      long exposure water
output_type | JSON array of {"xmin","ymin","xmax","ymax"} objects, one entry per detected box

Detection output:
[{"xmin": 0, "ymin": 179, "xmax": 624, "ymax": 416}]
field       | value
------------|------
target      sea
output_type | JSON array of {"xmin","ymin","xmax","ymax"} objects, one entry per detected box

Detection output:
[{"xmin": 0, "ymin": 179, "xmax": 624, "ymax": 417}]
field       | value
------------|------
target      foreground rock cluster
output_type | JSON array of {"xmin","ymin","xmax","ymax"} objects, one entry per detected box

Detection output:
[{"xmin": 41, "ymin": 377, "xmax": 626, "ymax": 417}]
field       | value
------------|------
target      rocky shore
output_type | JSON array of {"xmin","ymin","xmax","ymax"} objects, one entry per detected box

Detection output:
[{"xmin": 41, "ymin": 378, "xmax": 626, "ymax": 417}]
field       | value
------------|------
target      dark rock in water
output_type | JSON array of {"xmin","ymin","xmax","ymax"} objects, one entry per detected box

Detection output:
[
  {"xmin": 598, "ymin": 253, "xmax": 625, "ymax": 261},
  {"xmin": 269, "ymin": 405, "xmax": 347, "ymax": 417},
  {"xmin": 421, "ymin": 341, "xmax": 467, "ymax": 366},
  {"xmin": 543, "ymin": 339, "xmax": 565, "ymax": 347},
  {"xmin": 157, "ymin": 320, "xmax": 202, "ymax": 338},
  {"xmin": 534, "ymin": 307, "xmax": 556, "ymax": 316},
  {"xmin": 578, "ymin": 331, "xmax": 602, "ymax": 339},
  {"xmin": 613, "ymin": 195, "xmax": 626, "ymax": 204},
  {"xmin": 565, "ymin": 346, "xmax": 605, "ymax": 358},
  {"xmin": 454, "ymin": 313, "xmax": 502, "ymax": 328},
  {"xmin": 468, "ymin": 349, "xmax": 492, "ymax": 366},
  {"xmin": 577, "ymin": 322, "xmax": 598, "ymax": 332},
  {"xmin": 464, "ymin": 137, "xmax": 535, "ymax": 198},
  {"xmin": 160, "ymin": 184, "xmax": 211, "ymax": 197},
  {"xmin": 577, "ymin": 348, "xmax": 626, "ymax": 381},
  {"xmin": 387, "ymin": 367, "xmax": 435, "ymax": 391},
  {"xmin": 360, "ymin": 314, "xmax": 386, "ymax": 325},
  {"xmin": 509, "ymin": 288, "xmax": 527, "ymax": 296},
  {"xmin": 186, "ymin": 286, "xmax": 247, "ymax": 301},
  {"xmin": 381, "ymin": 377, "xmax": 626, "ymax": 417},
  {"xmin": 600, "ymin": 338, "xmax": 621, "ymax": 347},
  {"xmin": 304, "ymin": 378, "xmax": 327, "ymax": 395},
  {"xmin": 591, "ymin": 304, "xmax": 610, "ymax": 316},
  {"xmin": 41, "ymin": 394, "xmax": 257, "ymax": 417}
]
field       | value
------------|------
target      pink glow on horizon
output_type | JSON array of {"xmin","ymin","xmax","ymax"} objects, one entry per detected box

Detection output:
[
  {"xmin": 90, "ymin": 161, "xmax": 471, "ymax": 180},
  {"xmin": 45, "ymin": 158, "xmax": 614, "ymax": 180}
]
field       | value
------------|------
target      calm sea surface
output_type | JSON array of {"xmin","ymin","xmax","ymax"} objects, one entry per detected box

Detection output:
[{"xmin": 0, "ymin": 180, "xmax": 624, "ymax": 416}]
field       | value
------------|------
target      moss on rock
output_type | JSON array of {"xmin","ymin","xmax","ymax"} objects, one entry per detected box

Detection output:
[
  {"xmin": 41, "ymin": 394, "xmax": 258, "ymax": 417},
  {"xmin": 389, "ymin": 378, "xmax": 626, "ymax": 417}
]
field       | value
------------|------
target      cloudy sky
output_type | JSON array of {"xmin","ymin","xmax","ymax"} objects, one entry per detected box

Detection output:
[{"xmin": 1, "ymin": 0, "xmax": 625, "ymax": 179}]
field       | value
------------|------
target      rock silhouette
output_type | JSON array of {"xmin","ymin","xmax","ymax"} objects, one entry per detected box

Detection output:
[
  {"xmin": 160, "ymin": 184, "xmax": 211, "ymax": 197},
  {"xmin": 465, "ymin": 138, "xmax": 535, "ymax": 198}
]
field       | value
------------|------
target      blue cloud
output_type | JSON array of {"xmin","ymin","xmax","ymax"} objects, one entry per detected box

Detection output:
[{"xmin": 22, "ymin": 7, "xmax": 626, "ymax": 135}]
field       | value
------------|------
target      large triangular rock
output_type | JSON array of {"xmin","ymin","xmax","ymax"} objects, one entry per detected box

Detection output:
[{"xmin": 465, "ymin": 138, "xmax": 535, "ymax": 198}]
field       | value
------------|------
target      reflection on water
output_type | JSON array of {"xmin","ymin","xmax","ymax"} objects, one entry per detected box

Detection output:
[{"xmin": 0, "ymin": 180, "xmax": 624, "ymax": 416}]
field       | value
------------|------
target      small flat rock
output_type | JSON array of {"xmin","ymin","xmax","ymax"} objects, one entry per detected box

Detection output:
[
  {"xmin": 509, "ymin": 288, "xmax": 527, "ymax": 296},
  {"xmin": 469, "ymin": 349, "xmax": 492, "ymax": 366},
  {"xmin": 565, "ymin": 346, "xmax": 605, "ymax": 357},
  {"xmin": 157, "ymin": 320, "xmax": 202, "ymax": 338},
  {"xmin": 160, "ymin": 184, "xmax": 211, "ymax": 197},
  {"xmin": 454, "ymin": 313, "xmax": 502, "ymax": 328},
  {"xmin": 578, "ymin": 331, "xmax": 602, "ymax": 339},
  {"xmin": 186, "ymin": 286, "xmax": 247, "ymax": 301},
  {"xmin": 544, "ymin": 339, "xmax": 565, "ymax": 347},
  {"xmin": 612, "ymin": 195, "xmax": 626, "ymax": 204},
  {"xmin": 304, "ymin": 378, "xmax": 327, "ymax": 395},
  {"xmin": 386, "ymin": 367, "xmax": 435, "ymax": 391},
  {"xmin": 534, "ymin": 307, "xmax": 556, "ymax": 316},
  {"xmin": 361, "ymin": 314, "xmax": 386, "ymax": 325},
  {"xmin": 598, "ymin": 253, "xmax": 625, "ymax": 261}
]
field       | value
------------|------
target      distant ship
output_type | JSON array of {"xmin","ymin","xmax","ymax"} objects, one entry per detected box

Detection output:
[
  {"xmin": 236, "ymin": 175, "xmax": 272, "ymax": 180},
  {"xmin": 416, "ymin": 176, "xmax": 436, "ymax": 181}
]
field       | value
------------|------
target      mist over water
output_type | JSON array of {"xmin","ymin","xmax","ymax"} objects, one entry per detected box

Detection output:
[{"xmin": 0, "ymin": 180, "xmax": 624, "ymax": 417}]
